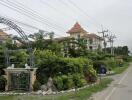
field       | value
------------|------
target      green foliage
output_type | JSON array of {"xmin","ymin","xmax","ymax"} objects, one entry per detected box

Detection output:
[
  {"xmin": 121, "ymin": 55, "xmax": 132, "ymax": 62},
  {"xmin": 53, "ymin": 75, "xmax": 74, "ymax": 90},
  {"xmin": 72, "ymin": 74, "xmax": 87, "ymax": 88},
  {"xmin": 54, "ymin": 78, "xmax": 112, "ymax": 100},
  {"xmin": 5, "ymin": 38, "xmax": 18, "ymax": 50},
  {"xmin": 0, "ymin": 46, "xmax": 5, "ymax": 69},
  {"xmin": 33, "ymin": 80, "xmax": 41, "ymax": 91},
  {"xmin": 35, "ymin": 50, "xmax": 97, "ymax": 90},
  {"xmin": 0, "ymin": 76, "xmax": 7, "ymax": 91},
  {"xmin": 35, "ymin": 50, "xmax": 60, "ymax": 84},
  {"xmin": 62, "ymin": 38, "xmax": 88, "ymax": 57},
  {"xmin": 30, "ymin": 30, "xmax": 62, "ymax": 56},
  {"xmin": 105, "ymin": 58, "xmax": 116, "ymax": 68},
  {"xmin": 10, "ymin": 50, "xmax": 28, "ymax": 68},
  {"xmin": 0, "ymin": 78, "xmax": 113, "ymax": 100},
  {"xmin": 53, "ymin": 74, "xmax": 87, "ymax": 91},
  {"xmin": 53, "ymin": 76, "xmax": 63, "ymax": 91},
  {"xmin": 106, "ymin": 46, "xmax": 129, "ymax": 56}
]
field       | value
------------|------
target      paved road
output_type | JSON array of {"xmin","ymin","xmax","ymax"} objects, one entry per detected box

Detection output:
[{"xmin": 91, "ymin": 63, "xmax": 132, "ymax": 100}]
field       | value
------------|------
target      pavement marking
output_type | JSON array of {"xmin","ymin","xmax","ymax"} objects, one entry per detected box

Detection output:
[{"xmin": 104, "ymin": 67, "xmax": 131, "ymax": 100}]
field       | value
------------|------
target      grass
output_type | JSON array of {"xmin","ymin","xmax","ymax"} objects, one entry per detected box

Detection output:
[
  {"xmin": 0, "ymin": 78, "xmax": 113, "ymax": 100},
  {"xmin": 113, "ymin": 62, "xmax": 129, "ymax": 74}
]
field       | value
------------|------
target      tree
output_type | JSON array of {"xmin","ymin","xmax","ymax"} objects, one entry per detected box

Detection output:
[
  {"xmin": 35, "ymin": 50, "xmax": 60, "ymax": 84},
  {"xmin": 10, "ymin": 50, "xmax": 28, "ymax": 68},
  {"xmin": 62, "ymin": 38, "xmax": 88, "ymax": 57},
  {"xmin": 107, "ymin": 46, "xmax": 129, "ymax": 56},
  {"xmin": 5, "ymin": 38, "xmax": 18, "ymax": 50},
  {"xmin": 0, "ymin": 46, "xmax": 5, "ymax": 69}
]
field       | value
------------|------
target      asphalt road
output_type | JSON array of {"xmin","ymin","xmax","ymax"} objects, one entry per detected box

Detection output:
[{"xmin": 91, "ymin": 63, "xmax": 132, "ymax": 100}]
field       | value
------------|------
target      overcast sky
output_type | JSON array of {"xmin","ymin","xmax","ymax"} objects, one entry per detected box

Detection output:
[{"xmin": 0, "ymin": 0, "xmax": 132, "ymax": 51}]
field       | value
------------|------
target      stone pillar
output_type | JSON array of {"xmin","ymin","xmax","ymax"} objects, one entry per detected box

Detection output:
[{"xmin": 29, "ymin": 69, "xmax": 37, "ymax": 91}]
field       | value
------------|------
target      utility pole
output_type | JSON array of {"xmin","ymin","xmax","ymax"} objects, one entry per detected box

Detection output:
[
  {"xmin": 98, "ymin": 26, "xmax": 109, "ymax": 53},
  {"xmin": 107, "ymin": 33, "xmax": 116, "ymax": 55}
]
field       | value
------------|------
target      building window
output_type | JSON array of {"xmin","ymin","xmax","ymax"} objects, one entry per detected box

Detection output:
[
  {"xmin": 89, "ymin": 39, "xmax": 93, "ymax": 44},
  {"xmin": 89, "ymin": 46, "xmax": 93, "ymax": 50}
]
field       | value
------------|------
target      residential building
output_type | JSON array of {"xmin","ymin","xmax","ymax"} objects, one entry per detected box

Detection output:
[
  {"xmin": 0, "ymin": 30, "xmax": 9, "ymax": 44},
  {"xmin": 66, "ymin": 22, "xmax": 103, "ymax": 50},
  {"xmin": 56, "ymin": 22, "xmax": 103, "ymax": 51}
]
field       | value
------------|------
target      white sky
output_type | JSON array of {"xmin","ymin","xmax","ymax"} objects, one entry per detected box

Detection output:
[{"xmin": 0, "ymin": 0, "xmax": 132, "ymax": 51}]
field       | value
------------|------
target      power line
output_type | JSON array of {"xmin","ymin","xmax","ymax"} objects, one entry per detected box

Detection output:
[
  {"xmin": 38, "ymin": 0, "xmax": 76, "ymax": 21},
  {"xmin": 1, "ymin": 14, "xmax": 41, "ymax": 30},
  {"xmin": 11, "ymin": 0, "xmax": 66, "ymax": 31},
  {"xmin": 0, "ymin": 0, "xmax": 66, "ymax": 33},
  {"xmin": 66, "ymin": 0, "xmax": 102, "ymax": 29},
  {"xmin": 107, "ymin": 32, "xmax": 116, "ymax": 55},
  {"xmin": 98, "ymin": 26, "xmax": 109, "ymax": 53},
  {"xmin": 0, "ymin": 15, "xmax": 64, "ymax": 38}
]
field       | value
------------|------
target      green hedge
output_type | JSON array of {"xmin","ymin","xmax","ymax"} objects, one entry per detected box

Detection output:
[
  {"xmin": 53, "ymin": 74, "xmax": 87, "ymax": 91},
  {"xmin": 35, "ymin": 50, "xmax": 97, "ymax": 91},
  {"xmin": 0, "ymin": 76, "xmax": 7, "ymax": 91}
]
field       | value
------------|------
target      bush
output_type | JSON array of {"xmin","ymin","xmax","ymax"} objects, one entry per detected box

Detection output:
[
  {"xmin": 53, "ymin": 75, "xmax": 74, "ymax": 91},
  {"xmin": 0, "ymin": 76, "xmax": 7, "ymax": 91},
  {"xmin": 53, "ymin": 74, "xmax": 87, "ymax": 91},
  {"xmin": 35, "ymin": 50, "xmax": 96, "ymax": 90},
  {"xmin": 62, "ymin": 75, "xmax": 74, "ymax": 90},
  {"xmin": 53, "ymin": 76, "xmax": 63, "ymax": 91},
  {"xmin": 106, "ymin": 59, "xmax": 116, "ymax": 68},
  {"xmin": 72, "ymin": 74, "xmax": 87, "ymax": 88},
  {"xmin": 33, "ymin": 80, "xmax": 41, "ymax": 91},
  {"xmin": 122, "ymin": 56, "xmax": 132, "ymax": 62},
  {"xmin": 84, "ymin": 65, "xmax": 97, "ymax": 83},
  {"xmin": 35, "ymin": 50, "xmax": 61, "ymax": 84}
]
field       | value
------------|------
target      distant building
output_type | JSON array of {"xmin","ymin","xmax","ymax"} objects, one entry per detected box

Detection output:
[
  {"xmin": 55, "ymin": 22, "xmax": 103, "ymax": 51},
  {"xmin": 0, "ymin": 30, "xmax": 9, "ymax": 44},
  {"xmin": 67, "ymin": 22, "xmax": 103, "ymax": 50}
]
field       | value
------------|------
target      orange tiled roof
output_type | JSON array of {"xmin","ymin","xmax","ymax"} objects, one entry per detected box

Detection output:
[{"xmin": 67, "ymin": 22, "xmax": 87, "ymax": 33}]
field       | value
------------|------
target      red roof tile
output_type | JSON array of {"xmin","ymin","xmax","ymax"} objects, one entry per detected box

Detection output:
[{"xmin": 67, "ymin": 22, "xmax": 87, "ymax": 33}]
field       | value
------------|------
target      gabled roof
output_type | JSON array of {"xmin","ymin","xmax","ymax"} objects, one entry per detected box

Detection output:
[{"xmin": 67, "ymin": 22, "xmax": 87, "ymax": 33}]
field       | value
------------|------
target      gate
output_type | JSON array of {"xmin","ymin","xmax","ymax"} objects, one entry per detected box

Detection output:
[{"xmin": 10, "ymin": 72, "xmax": 30, "ymax": 91}]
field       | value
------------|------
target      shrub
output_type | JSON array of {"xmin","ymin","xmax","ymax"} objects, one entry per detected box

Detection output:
[
  {"xmin": 106, "ymin": 59, "xmax": 116, "ymax": 68},
  {"xmin": 122, "ymin": 56, "xmax": 131, "ymax": 62},
  {"xmin": 35, "ymin": 50, "xmax": 96, "ymax": 90},
  {"xmin": 84, "ymin": 65, "xmax": 97, "ymax": 83},
  {"xmin": 53, "ymin": 76, "xmax": 63, "ymax": 91},
  {"xmin": 35, "ymin": 50, "xmax": 61, "ymax": 84},
  {"xmin": 53, "ymin": 74, "xmax": 88, "ymax": 91},
  {"xmin": 62, "ymin": 75, "xmax": 74, "ymax": 90},
  {"xmin": 53, "ymin": 75, "xmax": 74, "ymax": 91},
  {"xmin": 33, "ymin": 80, "xmax": 41, "ymax": 91},
  {"xmin": 72, "ymin": 74, "xmax": 87, "ymax": 88},
  {"xmin": 0, "ymin": 76, "xmax": 7, "ymax": 91}
]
